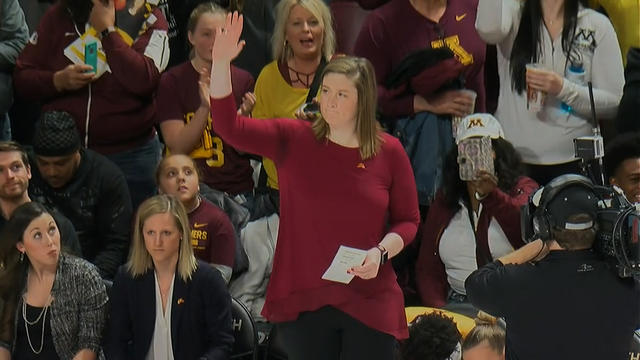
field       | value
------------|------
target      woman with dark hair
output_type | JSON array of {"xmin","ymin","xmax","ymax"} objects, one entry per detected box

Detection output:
[
  {"xmin": 400, "ymin": 312, "xmax": 462, "ymax": 360},
  {"xmin": 415, "ymin": 114, "xmax": 538, "ymax": 315},
  {"xmin": 475, "ymin": 0, "xmax": 623, "ymax": 185},
  {"xmin": 0, "ymin": 202, "xmax": 107, "ymax": 360}
]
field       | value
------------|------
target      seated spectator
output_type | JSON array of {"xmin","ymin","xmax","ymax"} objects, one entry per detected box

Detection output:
[
  {"xmin": 29, "ymin": 111, "xmax": 133, "ymax": 280},
  {"xmin": 105, "ymin": 194, "xmax": 233, "ymax": 360},
  {"xmin": 465, "ymin": 175, "xmax": 640, "ymax": 359},
  {"xmin": 604, "ymin": 132, "xmax": 640, "ymax": 203},
  {"xmin": 0, "ymin": 141, "xmax": 80, "ymax": 255},
  {"xmin": 354, "ymin": 0, "xmax": 485, "ymax": 206},
  {"xmin": 156, "ymin": 154, "xmax": 236, "ymax": 283},
  {"xmin": 462, "ymin": 312, "xmax": 505, "ymax": 360},
  {"xmin": 14, "ymin": 0, "xmax": 170, "ymax": 211},
  {"xmin": 0, "ymin": 202, "xmax": 108, "ymax": 359},
  {"xmin": 157, "ymin": 2, "xmax": 256, "ymax": 198},
  {"xmin": 400, "ymin": 311, "xmax": 462, "ymax": 360},
  {"xmin": 415, "ymin": 114, "xmax": 538, "ymax": 315}
]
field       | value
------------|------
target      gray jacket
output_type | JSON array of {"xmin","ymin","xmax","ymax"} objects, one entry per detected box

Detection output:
[
  {"xmin": 0, "ymin": 0, "xmax": 28, "ymax": 112},
  {"xmin": 1, "ymin": 254, "xmax": 108, "ymax": 359}
]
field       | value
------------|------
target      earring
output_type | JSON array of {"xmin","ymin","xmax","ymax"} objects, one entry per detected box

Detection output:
[{"xmin": 19, "ymin": 251, "xmax": 24, "ymax": 262}]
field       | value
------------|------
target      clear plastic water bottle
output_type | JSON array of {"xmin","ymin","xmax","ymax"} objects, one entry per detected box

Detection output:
[{"xmin": 562, "ymin": 63, "xmax": 586, "ymax": 114}]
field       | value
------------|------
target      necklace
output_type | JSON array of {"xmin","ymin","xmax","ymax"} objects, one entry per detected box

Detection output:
[
  {"xmin": 22, "ymin": 294, "xmax": 52, "ymax": 354},
  {"xmin": 287, "ymin": 65, "xmax": 315, "ymax": 88}
]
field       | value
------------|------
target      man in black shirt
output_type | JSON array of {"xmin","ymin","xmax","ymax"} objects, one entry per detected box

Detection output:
[
  {"xmin": 466, "ymin": 175, "xmax": 640, "ymax": 360},
  {"xmin": 29, "ymin": 111, "xmax": 133, "ymax": 279}
]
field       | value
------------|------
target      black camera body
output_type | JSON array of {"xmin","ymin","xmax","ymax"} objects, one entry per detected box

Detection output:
[
  {"xmin": 592, "ymin": 187, "xmax": 640, "ymax": 278},
  {"xmin": 521, "ymin": 175, "xmax": 640, "ymax": 278}
]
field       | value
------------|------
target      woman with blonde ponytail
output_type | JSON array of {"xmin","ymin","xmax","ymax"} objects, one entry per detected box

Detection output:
[{"xmin": 462, "ymin": 312, "xmax": 505, "ymax": 360}]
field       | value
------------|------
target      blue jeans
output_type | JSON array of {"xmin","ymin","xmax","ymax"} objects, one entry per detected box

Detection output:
[{"xmin": 105, "ymin": 136, "xmax": 161, "ymax": 212}]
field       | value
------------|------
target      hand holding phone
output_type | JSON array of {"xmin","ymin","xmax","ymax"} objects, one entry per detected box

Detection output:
[
  {"xmin": 295, "ymin": 101, "xmax": 320, "ymax": 121},
  {"xmin": 84, "ymin": 41, "xmax": 98, "ymax": 73},
  {"xmin": 457, "ymin": 136, "xmax": 494, "ymax": 181}
]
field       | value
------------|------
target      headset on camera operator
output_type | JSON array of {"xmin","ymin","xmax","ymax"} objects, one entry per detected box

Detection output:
[{"xmin": 465, "ymin": 174, "xmax": 640, "ymax": 360}]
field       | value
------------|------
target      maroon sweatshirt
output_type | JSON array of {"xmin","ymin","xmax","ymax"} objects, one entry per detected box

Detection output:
[
  {"xmin": 211, "ymin": 94, "xmax": 420, "ymax": 339},
  {"xmin": 14, "ymin": 4, "xmax": 168, "ymax": 154},
  {"xmin": 354, "ymin": 0, "xmax": 486, "ymax": 118}
]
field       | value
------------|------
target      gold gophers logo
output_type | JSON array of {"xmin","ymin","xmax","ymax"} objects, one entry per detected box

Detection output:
[{"xmin": 467, "ymin": 118, "xmax": 484, "ymax": 128}]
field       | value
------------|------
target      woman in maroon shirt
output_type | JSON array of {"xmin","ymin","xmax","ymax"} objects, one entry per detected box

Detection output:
[
  {"xmin": 207, "ymin": 12, "xmax": 420, "ymax": 360},
  {"xmin": 156, "ymin": 3, "xmax": 256, "ymax": 196}
]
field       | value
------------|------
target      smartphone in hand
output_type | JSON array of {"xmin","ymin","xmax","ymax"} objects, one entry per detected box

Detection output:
[
  {"xmin": 457, "ymin": 136, "xmax": 494, "ymax": 181},
  {"xmin": 302, "ymin": 102, "xmax": 320, "ymax": 117},
  {"xmin": 84, "ymin": 41, "xmax": 98, "ymax": 73}
]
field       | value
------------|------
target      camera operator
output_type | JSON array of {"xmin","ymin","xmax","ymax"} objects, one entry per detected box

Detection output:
[
  {"xmin": 604, "ymin": 132, "xmax": 640, "ymax": 203},
  {"xmin": 465, "ymin": 175, "xmax": 640, "ymax": 360}
]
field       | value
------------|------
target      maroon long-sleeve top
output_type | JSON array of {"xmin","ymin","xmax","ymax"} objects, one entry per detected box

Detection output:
[{"xmin": 211, "ymin": 94, "xmax": 420, "ymax": 339}]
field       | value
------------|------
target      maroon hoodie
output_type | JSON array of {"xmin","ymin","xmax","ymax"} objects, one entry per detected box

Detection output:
[{"xmin": 14, "ymin": 3, "xmax": 168, "ymax": 154}]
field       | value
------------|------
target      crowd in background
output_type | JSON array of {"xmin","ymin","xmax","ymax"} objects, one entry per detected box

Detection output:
[{"xmin": 0, "ymin": 0, "xmax": 638, "ymax": 358}]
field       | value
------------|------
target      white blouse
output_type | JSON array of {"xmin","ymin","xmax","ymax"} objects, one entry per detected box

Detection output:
[{"xmin": 146, "ymin": 272, "xmax": 176, "ymax": 360}]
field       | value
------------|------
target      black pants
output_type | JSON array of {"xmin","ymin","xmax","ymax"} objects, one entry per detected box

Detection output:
[{"xmin": 276, "ymin": 306, "xmax": 397, "ymax": 360}]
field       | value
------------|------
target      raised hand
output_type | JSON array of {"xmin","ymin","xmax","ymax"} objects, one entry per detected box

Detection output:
[
  {"xmin": 238, "ymin": 92, "xmax": 256, "ymax": 115},
  {"xmin": 89, "ymin": 0, "xmax": 115, "ymax": 33},
  {"xmin": 211, "ymin": 11, "xmax": 245, "ymax": 64},
  {"xmin": 198, "ymin": 67, "xmax": 211, "ymax": 109},
  {"xmin": 472, "ymin": 170, "xmax": 498, "ymax": 198}
]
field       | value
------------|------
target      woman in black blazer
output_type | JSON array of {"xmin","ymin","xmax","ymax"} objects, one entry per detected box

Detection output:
[{"xmin": 105, "ymin": 194, "xmax": 233, "ymax": 360}]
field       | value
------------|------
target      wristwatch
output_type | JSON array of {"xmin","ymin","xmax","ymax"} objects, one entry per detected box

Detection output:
[
  {"xmin": 100, "ymin": 26, "xmax": 116, "ymax": 39},
  {"xmin": 376, "ymin": 244, "xmax": 388, "ymax": 268}
]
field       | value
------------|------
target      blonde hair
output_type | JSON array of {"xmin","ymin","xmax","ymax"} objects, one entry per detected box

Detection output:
[
  {"xmin": 127, "ymin": 195, "xmax": 197, "ymax": 281},
  {"xmin": 462, "ymin": 312, "xmax": 505, "ymax": 355},
  {"xmin": 271, "ymin": 0, "xmax": 335, "ymax": 63},
  {"xmin": 187, "ymin": 2, "xmax": 227, "ymax": 34},
  {"xmin": 312, "ymin": 56, "xmax": 383, "ymax": 160}
]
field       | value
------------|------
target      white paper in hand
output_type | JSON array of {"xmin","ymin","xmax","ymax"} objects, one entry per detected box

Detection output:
[{"xmin": 322, "ymin": 245, "xmax": 368, "ymax": 284}]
